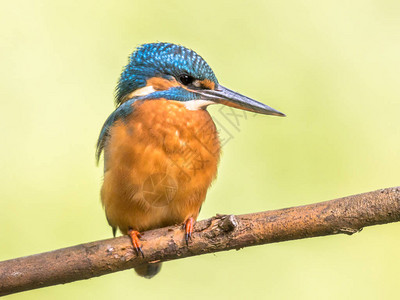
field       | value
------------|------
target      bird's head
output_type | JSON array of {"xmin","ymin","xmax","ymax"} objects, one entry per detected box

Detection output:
[{"xmin": 116, "ymin": 42, "xmax": 285, "ymax": 116}]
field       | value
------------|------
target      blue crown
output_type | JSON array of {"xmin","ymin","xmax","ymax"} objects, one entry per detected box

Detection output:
[{"xmin": 116, "ymin": 43, "xmax": 218, "ymax": 103}]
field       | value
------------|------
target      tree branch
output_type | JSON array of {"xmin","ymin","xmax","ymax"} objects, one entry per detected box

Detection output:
[{"xmin": 1, "ymin": 187, "xmax": 400, "ymax": 296}]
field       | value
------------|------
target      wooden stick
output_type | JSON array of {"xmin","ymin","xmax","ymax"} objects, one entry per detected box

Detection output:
[{"xmin": 1, "ymin": 187, "xmax": 399, "ymax": 296}]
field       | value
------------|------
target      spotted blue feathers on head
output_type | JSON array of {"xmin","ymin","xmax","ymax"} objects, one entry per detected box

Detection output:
[{"xmin": 116, "ymin": 43, "xmax": 218, "ymax": 104}]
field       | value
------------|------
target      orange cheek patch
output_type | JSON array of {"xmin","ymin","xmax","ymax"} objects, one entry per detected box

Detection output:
[
  {"xmin": 199, "ymin": 79, "xmax": 215, "ymax": 90},
  {"xmin": 147, "ymin": 77, "xmax": 180, "ymax": 90}
]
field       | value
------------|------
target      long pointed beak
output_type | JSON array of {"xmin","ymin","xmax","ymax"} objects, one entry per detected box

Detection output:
[{"xmin": 197, "ymin": 84, "xmax": 285, "ymax": 116}]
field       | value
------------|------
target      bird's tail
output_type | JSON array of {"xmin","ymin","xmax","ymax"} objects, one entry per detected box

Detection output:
[{"xmin": 134, "ymin": 262, "xmax": 162, "ymax": 279}]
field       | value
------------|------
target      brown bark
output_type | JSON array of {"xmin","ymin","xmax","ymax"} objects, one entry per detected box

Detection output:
[{"xmin": 1, "ymin": 187, "xmax": 399, "ymax": 296}]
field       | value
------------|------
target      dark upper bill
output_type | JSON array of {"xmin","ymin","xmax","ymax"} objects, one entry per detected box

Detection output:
[{"xmin": 197, "ymin": 84, "xmax": 285, "ymax": 116}]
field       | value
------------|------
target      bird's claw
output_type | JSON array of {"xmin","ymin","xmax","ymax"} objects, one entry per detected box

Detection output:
[
  {"xmin": 128, "ymin": 229, "xmax": 144, "ymax": 258},
  {"xmin": 184, "ymin": 217, "xmax": 195, "ymax": 246},
  {"xmin": 185, "ymin": 232, "xmax": 192, "ymax": 246}
]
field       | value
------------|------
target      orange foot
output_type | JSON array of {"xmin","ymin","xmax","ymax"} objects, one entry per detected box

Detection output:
[
  {"xmin": 184, "ymin": 217, "xmax": 195, "ymax": 246},
  {"xmin": 128, "ymin": 229, "xmax": 144, "ymax": 258}
]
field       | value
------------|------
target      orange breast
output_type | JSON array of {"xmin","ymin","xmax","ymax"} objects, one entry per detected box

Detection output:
[{"xmin": 101, "ymin": 99, "xmax": 220, "ymax": 234}]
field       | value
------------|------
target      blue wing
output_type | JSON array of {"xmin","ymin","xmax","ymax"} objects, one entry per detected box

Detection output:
[{"xmin": 96, "ymin": 99, "xmax": 136, "ymax": 164}]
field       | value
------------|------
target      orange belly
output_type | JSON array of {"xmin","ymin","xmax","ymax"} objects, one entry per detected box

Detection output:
[{"xmin": 101, "ymin": 99, "xmax": 220, "ymax": 234}]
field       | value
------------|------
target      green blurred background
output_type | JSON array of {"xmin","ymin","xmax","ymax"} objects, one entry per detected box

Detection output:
[{"xmin": 1, "ymin": 0, "xmax": 399, "ymax": 299}]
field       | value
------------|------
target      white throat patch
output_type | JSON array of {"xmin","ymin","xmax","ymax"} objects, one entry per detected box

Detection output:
[{"xmin": 184, "ymin": 100, "xmax": 216, "ymax": 111}]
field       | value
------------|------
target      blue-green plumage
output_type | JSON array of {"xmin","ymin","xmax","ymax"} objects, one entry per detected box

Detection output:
[
  {"xmin": 116, "ymin": 43, "xmax": 218, "ymax": 104},
  {"xmin": 96, "ymin": 99, "xmax": 136, "ymax": 163}
]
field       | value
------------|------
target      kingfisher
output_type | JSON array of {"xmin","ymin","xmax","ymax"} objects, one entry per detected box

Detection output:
[{"xmin": 96, "ymin": 42, "xmax": 285, "ymax": 278}]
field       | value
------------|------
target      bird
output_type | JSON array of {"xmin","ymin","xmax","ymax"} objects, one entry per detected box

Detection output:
[{"xmin": 96, "ymin": 42, "xmax": 285, "ymax": 278}]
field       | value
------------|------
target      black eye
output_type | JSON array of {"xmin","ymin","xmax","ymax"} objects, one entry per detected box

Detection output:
[{"xmin": 178, "ymin": 74, "xmax": 194, "ymax": 85}]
